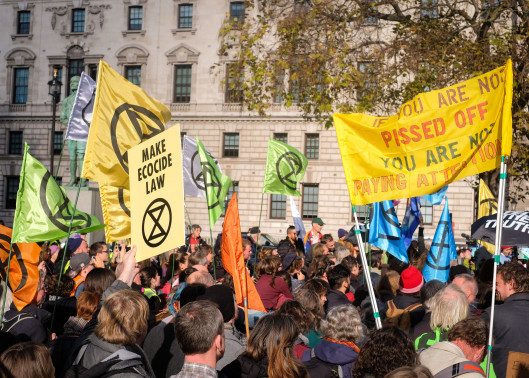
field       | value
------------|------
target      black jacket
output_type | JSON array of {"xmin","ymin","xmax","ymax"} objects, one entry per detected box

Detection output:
[
  {"xmin": 220, "ymin": 355, "xmax": 268, "ymax": 378},
  {"xmin": 325, "ymin": 289, "xmax": 352, "ymax": 314},
  {"xmin": 392, "ymin": 293, "xmax": 425, "ymax": 329},
  {"xmin": 483, "ymin": 292, "xmax": 529, "ymax": 378},
  {"xmin": 2, "ymin": 303, "xmax": 50, "ymax": 344},
  {"xmin": 277, "ymin": 238, "xmax": 304, "ymax": 259}
]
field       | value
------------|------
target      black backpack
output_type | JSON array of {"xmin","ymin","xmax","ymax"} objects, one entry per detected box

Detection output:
[
  {"xmin": 303, "ymin": 349, "xmax": 344, "ymax": 378},
  {"xmin": 64, "ymin": 344, "xmax": 146, "ymax": 378},
  {"xmin": 0, "ymin": 313, "xmax": 34, "ymax": 333}
]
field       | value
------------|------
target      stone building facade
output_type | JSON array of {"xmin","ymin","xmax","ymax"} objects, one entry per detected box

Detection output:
[{"xmin": 0, "ymin": 0, "xmax": 483, "ymax": 243}]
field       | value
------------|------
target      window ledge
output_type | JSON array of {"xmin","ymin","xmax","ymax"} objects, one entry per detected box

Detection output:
[
  {"xmin": 122, "ymin": 29, "xmax": 146, "ymax": 37},
  {"xmin": 11, "ymin": 33, "xmax": 33, "ymax": 41},
  {"xmin": 171, "ymin": 28, "xmax": 196, "ymax": 35},
  {"xmin": 61, "ymin": 31, "xmax": 92, "ymax": 38}
]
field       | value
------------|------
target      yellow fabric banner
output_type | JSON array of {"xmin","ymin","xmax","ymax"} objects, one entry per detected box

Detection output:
[
  {"xmin": 129, "ymin": 126, "xmax": 185, "ymax": 261},
  {"xmin": 478, "ymin": 179, "xmax": 497, "ymax": 218},
  {"xmin": 99, "ymin": 185, "xmax": 131, "ymax": 242},
  {"xmin": 81, "ymin": 60, "xmax": 171, "ymax": 188},
  {"xmin": 334, "ymin": 60, "xmax": 513, "ymax": 205}
]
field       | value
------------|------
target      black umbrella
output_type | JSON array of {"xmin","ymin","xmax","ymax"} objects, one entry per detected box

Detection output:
[{"xmin": 471, "ymin": 211, "xmax": 529, "ymax": 246}]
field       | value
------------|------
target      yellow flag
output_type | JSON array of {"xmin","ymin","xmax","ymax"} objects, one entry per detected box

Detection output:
[
  {"xmin": 334, "ymin": 60, "xmax": 513, "ymax": 205},
  {"xmin": 82, "ymin": 60, "xmax": 171, "ymax": 188},
  {"xmin": 129, "ymin": 126, "xmax": 185, "ymax": 261},
  {"xmin": 478, "ymin": 179, "xmax": 497, "ymax": 218},
  {"xmin": 99, "ymin": 185, "xmax": 130, "ymax": 242}
]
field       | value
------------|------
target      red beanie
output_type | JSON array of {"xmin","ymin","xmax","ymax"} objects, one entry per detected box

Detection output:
[{"xmin": 399, "ymin": 266, "xmax": 424, "ymax": 294}]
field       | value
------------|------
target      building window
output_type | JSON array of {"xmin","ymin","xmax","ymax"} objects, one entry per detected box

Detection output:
[
  {"xmin": 8, "ymin": 131, "xmax": 23, "ymax": 155},
  {"xmin": 125, "ymin": 65, "xmax": 142, "ymax": 86},
  {"xmin": 5, "ymin": 176, "xmax": 20, "ymax": 210},
  {"xmin": 302, "ymin": 184, "xmax": 319, "ymax": 220},
  {"xmin": 223, "ymin": 133, "xmax": 239, "ymax": 158},
  {"xmin": 357, "ymin": 61, "xmax": 376, "ymax": 99},
  {"xmin": 12, "ymin": 67, "xmax": 29, "ymax": 104},
  {"xmin": 174, "ymin": 65, "xmax": 192, "ymax": 103},
  {"xmin": 71, "ymin": 8, "xmax": 85, "ymax": 32},
  {"xmin": 273, "ymin": 71, "xmax": 285, "ymax": 104},
  {"xmin": 225, "ymin": 63, "xmax": 243, "ymax": 103},
  {"xmin": 88, "ymin": 64, "xmax": 97, "ymax": 81},
  {"xmin": 352, "ymin": 204, "xmax": 370, "ymax": 223},
  {"xmin": 420, "ymin": 197, "xmax": 433, "ymax": 225},
  {"xmin": 17, "ymin": 11, "xmax": 30, "ymax": 34},
  {"xmin": 270, "ymin": 194, "xmax": 287, "ymax": 219},
  {"xmin": 68, "ymin": 59, "xmax": 84, "ymax": 94},
  {"xmin": 420, "ymin": 0, "xmax": 438, "ymax": 18},
  {"xmin": 305, "ymin": 134, "xmax": 319, "ymax": 159},
  {"xmin": 221, "ymin": 181, "xmax": 239, "ymax": 217},
  {"xmin": 53, "ymin": 131, "xmax": 64, "ymax": 155},
  {"xmin": 178, "ymin": 4, "xmax": 193, "ymax": 28},
  {"xmin": 273, "ymin": 133, "xmax": 288, "ymax": 144},
  {"xmin": 230, "ymin": 1, "xmax": 245, "ymax": 22},
  {"xmin": 128, "ymin": 6, "xmax": 143, "ymax": 30}
]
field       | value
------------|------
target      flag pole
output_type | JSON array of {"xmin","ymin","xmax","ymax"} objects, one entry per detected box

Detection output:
[
  {"xmin": 485, "ymin": 156, "xmax": 508, "ymax": 378},
  {"xmin": 0, "ymin": 244, "xmax": 15, "ymax": 325},
  {"xmin": 53, "ymin": 141, "xmax": 66, "ymax": 179},
  {"xmin": 241, "ymin": 266, "xmax": 250, "ymax": 338},
  {"xmin": 49, "ymin": 179, "xmax": 83, "ymax": 333},
  {"xmin": 353, "ymin": 205, "xmax": 382, "ymax": 329}
]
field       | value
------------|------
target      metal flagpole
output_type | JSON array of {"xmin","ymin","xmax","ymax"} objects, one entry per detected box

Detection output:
[
  {"xmin": 0, "ymin": 244, "xmax": 14, "ymax": 325},
  {"xmin": 49, "ymin": 179, "xmax": 83, "ymax": 333},
  {"xmin": 485, "ymin": 156, "xmax": 508, "ymax": 378},
  {"xmin": 353, "ymin": 205, "xmax": 382, "ymax": 329}
]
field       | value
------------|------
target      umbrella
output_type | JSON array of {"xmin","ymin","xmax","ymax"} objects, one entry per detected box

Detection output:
[{"xmin": 471, "ymin": 211, "xmax": 529, "ymax": 246}]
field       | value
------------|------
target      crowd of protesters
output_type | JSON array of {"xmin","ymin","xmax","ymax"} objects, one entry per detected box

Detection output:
[{"xmin": 1, "ymin": 219, "xmax": 529, "ymax": 378}]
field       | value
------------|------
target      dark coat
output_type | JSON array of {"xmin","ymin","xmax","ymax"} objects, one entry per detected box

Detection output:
[
  {"xmin": 302, "ymin": 339, "xmax": 359, "ymax": 378},
  {"xmin": 43, "ymin": 296, "xmax": 77, "ymax": 335},
  {"xmin": 2, "ymin": 303, "xmax": 50, "ymax": 344},
  {"xmin": 142, "ymin": 315, "xmax": 184, "ymax": 378},
  {"xmin": 220, "ymin": 354, "xmax": 268, "ymax": 378},
  {"xmin": 325, "ymin": 289, "xmax": 352, "ymax": 314},
  {"xmin": 483, "ymin": 292, "xmax": 529, "ymax": 378},
  {"xmin": 392, "ymin": 293, "xmax": 425, "ymax": 329},
  {"xmin": 277, "ymin": 238, "xmax": 304, "ymax": 259}
]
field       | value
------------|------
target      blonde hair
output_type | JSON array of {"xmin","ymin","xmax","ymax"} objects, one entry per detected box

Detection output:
[
  {"xmin": 320, "ymin": 305, "xmax": 365, "ymax": 342},
  {"xmin": 386, "ymin": 270, "xmax": 400, "ymax": 295},
  {"xmin": 95, "ymin": 289, "xmax": 149, "ymax": 345},
  {"xmin": 428, "ymin": 284, "xmax": 468, "ymax": 331}
]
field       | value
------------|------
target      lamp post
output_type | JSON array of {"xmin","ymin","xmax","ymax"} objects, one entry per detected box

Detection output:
[{"xmin": 48, "ymin": 68, "xmax": 62, "ymax": 177}]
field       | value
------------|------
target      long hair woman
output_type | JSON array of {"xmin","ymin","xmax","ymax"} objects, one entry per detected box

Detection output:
[
  {"xmin": 254, "ymin": 255, "xmax": 293, "ymax": 311},
  {"xmin": 221, "ymin": 313, "xmax": 308, "ymax": 378}
]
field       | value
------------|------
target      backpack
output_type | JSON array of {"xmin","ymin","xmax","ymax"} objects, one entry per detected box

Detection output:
[
  {"xmin": 385, "ymin": 300, "xmax": 422, "ymax": 332},
  {"xmin": 433, "ymin": 361, "xmax": 485, "ymax": 378},
  {"xmin": 0, "ymin": 313, "xmax": 34, "ymax": 333},
  {"xmin": 64, "ymin": 344, "xmax": 146, "ymax": 378},
  {"xmin": 303, "ymin": 349, "xmax": 344, "ymax": 378}
]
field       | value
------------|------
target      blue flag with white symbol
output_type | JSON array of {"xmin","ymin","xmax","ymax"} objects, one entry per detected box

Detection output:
[
  {"xmin": 422, "ymin": 199, "xmax": 457, "ymax": 282},
  {"xmin": 402, "ymin": 197, "xmax": 422, "ymax": 250},
  {"xmin": 368, "ymin": 200, "xmax": 408, "ymax": 263},
  {"xmin": 421, "ymin": 186, "xmax": 448, "ymax": 205}
]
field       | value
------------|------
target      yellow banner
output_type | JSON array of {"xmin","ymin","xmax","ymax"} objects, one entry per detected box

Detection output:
[
  {"xmin": 129, "ymin": 126, "xmax": 185, "ymax": 261},
  {"xmin": 478, "ymin": 179, "xmax": 497, "ymax": 218},
  {"xmin": 99, "ymin": 185, "xmax": 131, "ymax": 242},
  {"xmin": 334, "ymin": 60, "xmax": 513, "ymax": 205},
  {"xmin": 82, "ymin": 60, "xmax": 171, "ymax": 188}
]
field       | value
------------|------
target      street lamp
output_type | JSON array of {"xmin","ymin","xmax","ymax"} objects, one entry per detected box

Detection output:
[{"xmin": 48, "ymin": 68, "xmax": 62, "ymax": 177}]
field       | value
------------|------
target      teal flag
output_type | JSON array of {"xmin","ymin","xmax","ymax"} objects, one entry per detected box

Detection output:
[
  {"xmin": 196, "ymin": 139, "xmax": 232, "ymax": 229},
  {"xmin": 263, "ymin": 140, "xmax": 308, "ymax": 196},
  {"xmin": 12, "ymin": 144, "xmax": 104, "ymax": 243}
]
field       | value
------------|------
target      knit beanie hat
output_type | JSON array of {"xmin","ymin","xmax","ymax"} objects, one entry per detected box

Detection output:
[{"xmin": 399, "ymin": 265, "xmax": 424, "ymax": 294}]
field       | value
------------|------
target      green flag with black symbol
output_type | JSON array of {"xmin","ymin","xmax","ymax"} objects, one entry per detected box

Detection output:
[
  {"xmin": 263, "ymin": 139, "xmax": 308, "ymax": 196},
  {"xmin": 12, "ymin": 144, "xmax": 104, "ymax": 243},
  {"xmin": 196, "ymin": 139, "xmax": 232, "ymax": 230}
]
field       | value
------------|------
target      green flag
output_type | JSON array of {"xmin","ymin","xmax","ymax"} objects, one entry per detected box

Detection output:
[
  {"xmin": 12, "ymin": 144, "xmax": 104, "ymax": 243},
  {"xmin": 263, "ymin": 139, "xmax": 308, "ymax": 196},
  {"xmin": 196, "ymin": 139, "xmax": 232, "ymax": 230}
]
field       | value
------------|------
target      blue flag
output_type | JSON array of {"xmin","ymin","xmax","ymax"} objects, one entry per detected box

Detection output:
[
  {"xmin": 368, "ymin": 200, "xmax": 408, "ymax": 263},
  {"xmin": 421, "ymin": 186, "xmax": 448, "ymax": 205},
  {"xmin": 289, "ymin": 196, "xmax": 306, "ymax": 242},
  {"xmin": 402, "ymin": 197, "xmax": 422, "ymax": 250},
  {"xmin": 422, "ymin": 199, "xmax": 457, "ymax": 283}
]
